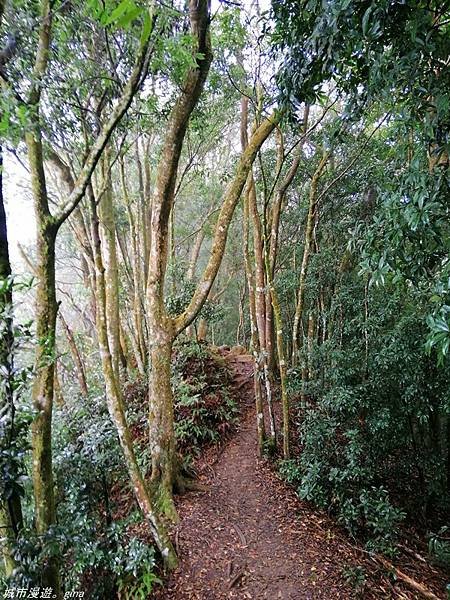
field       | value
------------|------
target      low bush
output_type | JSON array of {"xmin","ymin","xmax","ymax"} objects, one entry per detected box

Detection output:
[
  {"xmin": 172, "ymin": 340, "xmax": 238, "ymax": 452},
  {"xmin": 280, "ymin": 283, "xmax": 449, "ymax": 554}
]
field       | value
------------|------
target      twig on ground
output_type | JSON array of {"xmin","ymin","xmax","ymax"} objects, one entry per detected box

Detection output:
[
  {"xmin": 232, "ymin": 523, "xmax": 247, "ymax": 547},
  {"xmin": 228, "ymin": 566, "xmax": 245, "ymax": 589}
]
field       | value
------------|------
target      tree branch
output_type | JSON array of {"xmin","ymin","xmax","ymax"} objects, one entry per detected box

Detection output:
[
  {"xmin": 53, "ymin": 22, "xmax": 154, "ymax": 228},
  {"xmin": 174, "ymin": 111, "xmax": 279, "ymax": 335}
]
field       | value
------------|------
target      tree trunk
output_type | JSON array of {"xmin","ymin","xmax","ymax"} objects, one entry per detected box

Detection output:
[
  {"xmin": 26, "ymin": 127, "xmax": 61, "ymax": 595},
  {"xmin": 292, "ymin": 151, "xmax": 329, "ymax": 365},
  {"xmin": 241, "ymin": 97, "xmax": 276, "ymax": 445},
  {"xmin": 99, "ymin": 151, "xmax": 121, "ymax": 378},
  {"xmin": 243, "ymin": 187, "xmax": 266, "ymax": 456},
  {"xmin": 269, "ymin": 282, "xmax": 290, "ymax": 458},
  {"xmin": 59, "ymin": 313, "xmax": 88, "ymax": 397},
  {"xmin": 186, "ymin": 228, "xmax": 205, "ymax": 338},
  {"xmin": 197, "ymin": 317, "xmax": 208, "ymax": 341},
  {"xmin": 0, "ymin": 146, "xmax": 23, "ymax": 576},
  {"xmin": 148, "ymin": 318, "xmax": 178, "ymax": 520},
  {"xmin": 146, "ymin": 0, "xmax": 212, "ymax": 516},
  {"xmin": 120, "ymin": 157, "xmax": 147, "ymax": 374},
  {"xmin": 91, "ymin": 189, "xmax": 177, "ymax": 568}
]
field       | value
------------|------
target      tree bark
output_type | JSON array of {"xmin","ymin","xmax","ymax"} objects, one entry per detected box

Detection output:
[
  {"xmin": 146, "ymin": 0, "xmax": 212, "ymax": 518},
  {"xmin": 120, "ymin": 157, "xmax": 147, "ymax": 374},
  {"xmin": 0, "ymin": 146, "xmax": 23, "ymax": 576},
  {"xmin": 148, "ymin": 317, "xmax": 178, "ymax": 519},
  {"xmin": 90, "ymin": 191, "xmax": 177, "ymax": 568},
  {"xmin": 240, "ymin": 97, "xmax": 277, "ymax": 446},
  {"xmin": 291, "ymin": 151, "xmax": 330, "ymax": 365},
  {"xmin": 26, "ymin": 125, "xmax": 61, "ymax": 595},
  {"xmin": 59, "ymin": 313, "xmax": 88, "ymax": 397},
  {"xmin": 243, "ymin": 177, "xmax": 266, "ymax": 456},
  {"xmin": 99, "ymin": 150, "xmax": 120, "ymax": 377}
]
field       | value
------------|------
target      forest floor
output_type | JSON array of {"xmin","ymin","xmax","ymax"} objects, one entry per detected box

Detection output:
[{"xmin": 153, "ymin": 349, "xmax": 448, "ymax": 600}]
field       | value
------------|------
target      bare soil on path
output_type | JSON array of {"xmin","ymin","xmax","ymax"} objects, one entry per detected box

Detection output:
[{"xmin": 154, "ymin": 350, "xmax": 448, "ymax": 600}]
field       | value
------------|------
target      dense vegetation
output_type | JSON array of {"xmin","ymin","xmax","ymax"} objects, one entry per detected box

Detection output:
[{"xmin": 0, "ymin": 0, "xmax": 448, "ymax": 597}]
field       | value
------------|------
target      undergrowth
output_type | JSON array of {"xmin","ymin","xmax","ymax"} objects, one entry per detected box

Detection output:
[
  {"xmin": 4, "ymin": 341, "xmax": 237, "ymax": 598},
  {"xmin": 125, "ymin": 339, "xmax": 238, "ymax": 459},
  {"xmin": 172, "ymin": 340, "xmax": 238, "ymax": 453}
]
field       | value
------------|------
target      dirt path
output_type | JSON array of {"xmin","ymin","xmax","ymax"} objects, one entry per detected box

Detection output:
[{"xmin": 155, "ymin": 351, "xmax": 358, "ymax": 599}]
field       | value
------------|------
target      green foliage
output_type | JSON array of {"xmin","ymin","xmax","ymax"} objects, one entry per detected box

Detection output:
[
  {"xmin": 272, "ymin": 0, "xmax": 450, "ymax": 120},
  {"xmin": 123, "ymin": 340, "xmax": 239, "ymax": 460},
  {"xmin": 342, "ymin": 565, "xmax": 366, "ymax": 593},
  {"xmin": 428, "ymin": 527, "xmax": 450, "ymax": 570},
  {"xmin": 212, "ymin": 8, "xmax": 246, "ymax": 54},
  {"xmin": 0, "ymin": 276, "xmax": 34, "ymax": 536},
  {"xmin": 8, "ymin": 515, "xmax": 159, "ymax": 596},
  {"xmin": 4, "ymin": 383, "xmax": 159, "ymax": 595},
  {"xmin": 0, "ymin": 405, "xmax": 31, "ymax": 514},
  {"xmin": 165, "ymin": 268, "xmax": 224, "ymax": 325},
  {"xmin": 356, "ymin": 158, "xmax": 450, "ymax": 362},
  {"xmin": 172, "ymin": 341, "xmax": 238, "ymax": 453},
  {"xmin": 277, "ymin": 132, "xmax": 449, "ymax": 551}
]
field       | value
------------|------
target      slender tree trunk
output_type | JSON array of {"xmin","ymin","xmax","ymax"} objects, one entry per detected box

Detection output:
[
  {"xmin": 236, "ymin": 285, "xmax": 246, "ymax": 346},
  {"xmin": 240, "ymin": 98, "xmax": 268, "ymax": 455},
  {"xmin": 186, "ymin": 228, "xmax": 205, "ymax": 338},
  {"xmin": 53, "ymin": 362, "xmax": 65, "ymax": 406},
  {"xmin": 120, "ymin": 158, "xmax": 147, "ymax": 374},
  {"xmin": 306, "ymin": 311, "xmax": 315, "ymax": 380},
  {"xmin": 0, "ymin": 146, "xmax": 23, "ymax": 576},
  {"xmin": 241, "ymin": 98, "xmax": 276, "ymax": 444},
  {"xmin": 142, "ymin": 137, "xmax": 152, "ymax": 285},
  {"xmin": 187, "ymin": 229, "xmax": 205, "ymax": 282},
  {"xmin": 146, "ymin": 0, "xmax": 212, "ymax": 516},
  {"xmin": 59, "ymin": 314, "xmax": 88, "ymax": 397},
  {"xmin": 292, "ymin": 151, "xmax": 329, "ymax": 365},
  {"xmin": 99, "ymin": 151, "xmax": 120, "ymax": 377},
  {"xmin": 197, "ymin": 317, "xmax": 208, "ymax": 341},
  {"xmin": 90, "ymin": 189, "xmax": 177, "ymax": 568},
  {"xmin": 243, "ymin": 178, "xmax": 266, "ymax": 456}
]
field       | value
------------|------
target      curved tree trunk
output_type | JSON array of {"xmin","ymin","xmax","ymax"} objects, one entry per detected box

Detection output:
[
  {"xmin": 90, "ymin": 189, "xmax": 177, "ymax": 569},
  {"xmin": 146, "ymin": 0, "xmax": 212, "ymax": 518}
]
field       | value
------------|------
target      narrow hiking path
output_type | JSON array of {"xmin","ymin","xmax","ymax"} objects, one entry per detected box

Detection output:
[
  {"xmin": 154, "ymin": 349, "xmax": 447, "ymax": 600},
  {"xmin": 155, "ymin": 350, "xmax": 355, "ymax": 599}
]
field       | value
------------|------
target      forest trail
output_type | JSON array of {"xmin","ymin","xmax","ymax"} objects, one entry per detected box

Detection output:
[{"xmin": 154, "ymin": 349, "xmax": 358, "ymax": 599}]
